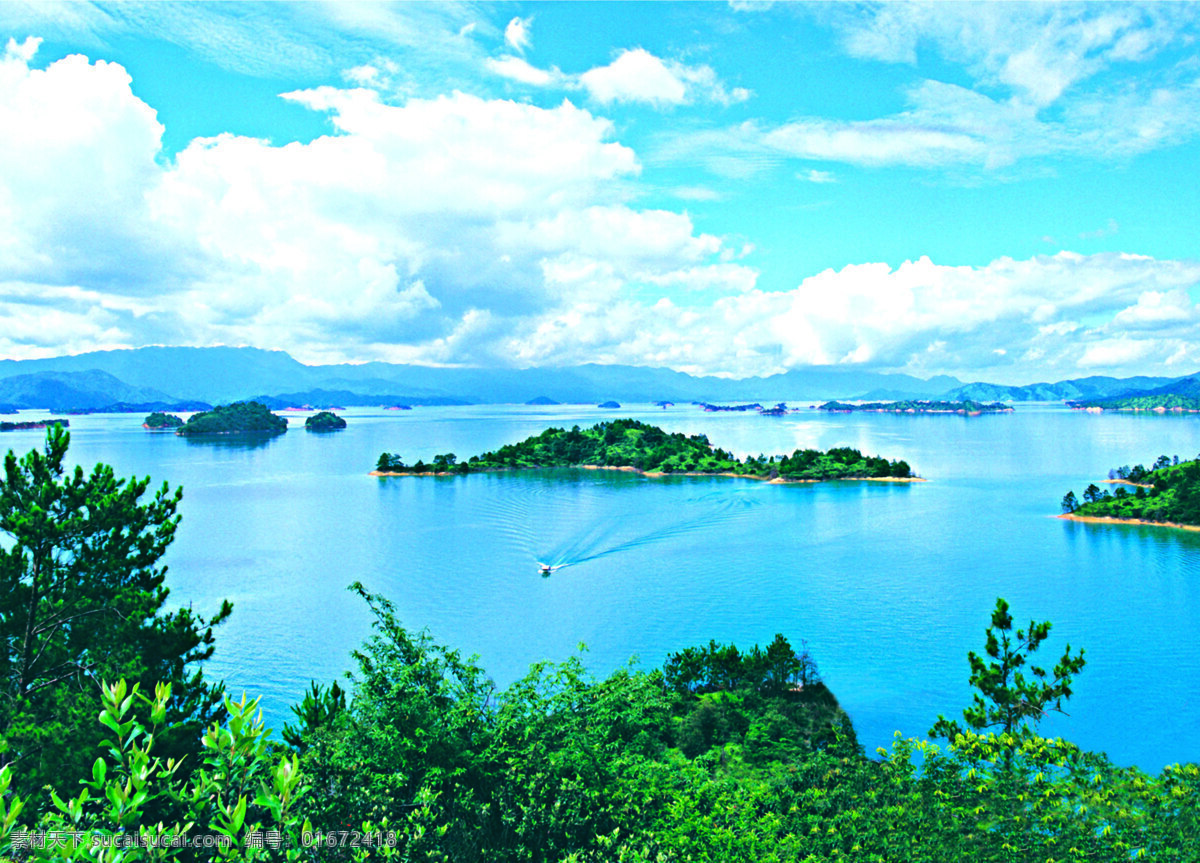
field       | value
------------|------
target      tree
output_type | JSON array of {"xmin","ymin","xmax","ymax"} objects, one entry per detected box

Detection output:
[
  {"xmin": 0, "ymin": 425, "xmax": 231, "ymax": 806},
  {"xmin": 1083, "ymin": 482, "xmax": 1102, "ymax": 504},
  {"xmin": 931, "ymin": 597, "xmax": 1085, "ymax": 741},
  {"xmin": 1061, "ymin": 491, "xmax": 1078, "ymax": 513}
]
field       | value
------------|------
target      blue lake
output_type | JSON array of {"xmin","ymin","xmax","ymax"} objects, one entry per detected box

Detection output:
[{"xmin": 8, "ymin": 403, "xmax": 1200, "ymax": 770}]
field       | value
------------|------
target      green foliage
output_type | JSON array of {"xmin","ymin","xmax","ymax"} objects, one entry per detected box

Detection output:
[
  {"xmin": 931, "ymin": 597, "xmax": 1085, "ymax": 740},
  {"xmin": 1074, "ymin": 393, "xmax": 1200, "ymax": 410},
  {"xmin": 0, "ymin": 425, "xmax": 231, "ymax": 811},
  {"xmin": 178, "ymin": 402, "xmax": 287, "ymax": 436},
  {"xmin": 143, "ymin": 412, "xmax": 184, "ymax": 429},
  {"xmin": 2, "ymin": 679, "xmax": 310, "ymax": 861},
  {"xmin": 303, "ymin": 411, "xmax": 346, "ymax": 432},
  {"xmin": 374, "ymin": 420, "xmax": 914, "ymax": 480},
  {"xmin": 819, "ymin": 399, "xmax": 1010, "ymax": 414},
  {"xmin": 1067, "ymin": 455, "xmax": 1200, "ymax": 525}
]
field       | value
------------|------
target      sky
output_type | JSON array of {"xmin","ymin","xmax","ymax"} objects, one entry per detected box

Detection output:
[{"xmin": 1, "ymin": 2, "xmax": 1199, "ymax": 383}]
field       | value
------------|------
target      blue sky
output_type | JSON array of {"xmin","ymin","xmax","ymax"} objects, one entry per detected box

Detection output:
[{"xmin": 2, "ymin": 2, "xmax": 1199, "ymax": 383}]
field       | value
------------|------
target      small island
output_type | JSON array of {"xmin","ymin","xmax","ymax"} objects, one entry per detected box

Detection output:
[
  {"xmin": 819, "ymin": 399, "xmax": 1011, "ymax": 415},
  {"xmin": 1, "ymin": 418, "xmax": 69, "ymax": 433},
  {"xmin": 143, "ymin": 412, "xmax": 184, "ymax": 431},
  {"xmin": 304, "ymin": 410, "xmax": 347, "ymax": 432},
  {"xmin": 597, "ymin": 400, "xmax": 621, "ymax": 409},
  {"xmin": 373, "ymin": 419, "xmax": 916, "ymax": 481},
  {"xmin": 525, "ymin": 396, "xmax": 561, "ymax": 406},
  {"xmin": 1060, "ymin": 454, "xmax": 1200, "ymax": 528},
  {"xmin": 176, "ymin": 401, "xmax": 288, "ymax": 436}
]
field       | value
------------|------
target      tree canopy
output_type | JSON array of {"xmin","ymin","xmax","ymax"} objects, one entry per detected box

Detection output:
[{"xmin": 0, "ymin": 425, "xmax": 231, "ymax": 808}]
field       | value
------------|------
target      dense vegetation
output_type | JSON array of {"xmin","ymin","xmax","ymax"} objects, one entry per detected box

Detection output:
[
  {"xmin": 819, "ymin": 399, "xmax": 1011, "ymax": 414},
  {"xmin": 0, "ymin": 425, "xmax": 231, "ymax": 815},
  {"xmin": 375, "ymin": 419, "xmax": 913, "ymax": 480},
  {"xmin": 143, "ymin": 411, "xmax": 184, "ymax": 429},
  {"xmin": 177, "ymin": 401, "xmax": 288, "ymax": 436},
  {"xmin": 1071, "ymin": 394, "xmax": 1200, "ymax": 411},
  {"xmin": 304, "ymin": 411, "xmax": 347, "ymax": 432},
  {"xmin": 4, "ymin": 578, "xmax": 1200, "ymax": 861},
  {"xmin": 1063, "ymin": 453, "xmax": 1200, "ymax": 525}
]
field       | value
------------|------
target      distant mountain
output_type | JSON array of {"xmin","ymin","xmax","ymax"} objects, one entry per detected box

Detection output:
[
  {"xmin": 0, "ymin": 370, "xmax": 188, "ymax": 411},
  {"xmin": 943, "ymin": 375, "xmax": 1176, "ymax": 402},
  {"xmin": 525, "ymin": 395, "xmax": 561, "ymax": 405},
  {"xmin": 0, "ymin": 346, "xmax": 1190, "ymax": 408},
  {"xmin": 1067, "ymin": 375, "xmax": 1200, "ymax": 410},
  {"xmin": 0, "ymin": 348, "xmax": 966, "ymax": 404},
  {"xmin": 247, "ymin": 389, "xmax": 469, "ymax": 409}
]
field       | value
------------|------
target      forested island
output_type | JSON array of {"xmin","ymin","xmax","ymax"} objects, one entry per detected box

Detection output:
[
  {"xmin": 142, "ymin": 411, "xmax": 183, "ymax": 430},
  {"xmin": 1061, "ymin": 453, "xmax": 1200, "ymax": 527},
  {"xmin": 304, "ymin": 410, "xmax": 347, "ymax": 431},
  {"xmin": 0, "ymin": 417, "xmax": 69, "ymax": 432},
  {"xmin": 1070, "ymin": 394, "xmax": 1200, "ymax": 412},
  {"xmin": 176, "ymin": 400, "xmax": 288, "ymax": 436},
  {"xmin": 819, "ymin": 399, "xmax": 1011, "ymax": 414},
  {"xmin": 374, "ymin": 418, "xmax": 914, "ymax": 480}
]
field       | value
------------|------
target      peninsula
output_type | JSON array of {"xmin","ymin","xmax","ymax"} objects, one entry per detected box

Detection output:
[
  {"xmin": 819, "ymin": 399, "xmax": 1011, "ymax": 415},
  {"xmin": 176, "ymin": 401, "xmax": 288, "ymax": 436},
  {"xmin": 373, "ymin": 419, "xmax": 915, "ymax": 481},
  {"xmin": 1, "ymin": 418, "xmax": 70, "ymax": 433},
  {"xmin": 1069, "ymin": 394, "xmax": 1200, "ymax": 412},
  {"xmin": 1060, "ymin": 454, "xmax": 1200, "ymax": 528}
]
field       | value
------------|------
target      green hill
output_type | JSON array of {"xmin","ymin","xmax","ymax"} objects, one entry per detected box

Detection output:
[
  {"xmin": 1063, "ymin": 455, "xmax": 1200, "ymax": 525},
  {"xmin": 177, "ymin": 401, "xmax": 287, "ymax": 436},
  {"xmin": 375, "ymin": 419, "xmax": 913, "ymax": 480},
  {"xmin": 304, "ymin": 411, "xmax": 347, "ymax": 431}
]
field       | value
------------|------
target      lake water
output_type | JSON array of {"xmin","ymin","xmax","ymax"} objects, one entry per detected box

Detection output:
[{"xmin": 6, "ymin": 403, "xmax": 1200, "ymax": 770}]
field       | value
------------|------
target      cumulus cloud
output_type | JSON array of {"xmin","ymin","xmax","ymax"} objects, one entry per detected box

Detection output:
[
  {"xmin": 485, "ymin": 46, "xmax": 750, "ymax": 109},
  {"xmin": 579, "ymin": 48, "xmax": 750, "ymax": 107},
  {"xmin": 5, "ymin": 38, "xmax": 1200, "ymax": 381}
]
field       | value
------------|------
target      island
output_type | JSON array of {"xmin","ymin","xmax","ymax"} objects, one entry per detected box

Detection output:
[
  {"xmin": 598, "ymin": 400, "xmax": 621, "ymax": 409},
  {"xmin": 176, "ymin": 401, "xmax": 288, "ymax": 436},
  {"xmin": 372, "ymin": 419, "xmax": 916, "ymax": 481},
  {"xmin": 1060, "ymin": 454, "xmax": 1200, "ymax": 528},
  {"xmin": 304, "ymin": 410, "xmax": 347, "ymax": 432},
  {"xmin": 1, "ymin": 418, "xmax": 69, "ymax": 433},
  {"xmin": 1069, "ymin": 394, "xmax": 1200, "ymax": 412},
  {"xmin": 525, "ymin": 396, "xmax": 561, "ymax": 406},
  {"xmin": 818, "ymin": 399, "xmax": 1011, "ymax": 415},
  {"xmin": 143, "ymin": 412, "xmax": 184, "ymax": 431},
  {"xmin": 698, "ymin": 402, "xmax": 762, "ymax": 412}
]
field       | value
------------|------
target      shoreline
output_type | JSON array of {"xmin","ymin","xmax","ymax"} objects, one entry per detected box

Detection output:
[
  {"xmin": 370, "ymin": 464, "xmax": 927, "ymax": 483},
  {"xmin": 1102, "ymin": 478, "xmax": 1154, "ymax": 488},
  {"xmin": 1057, "ymin": 513, "xmax": 1200, "ymax": 533}
]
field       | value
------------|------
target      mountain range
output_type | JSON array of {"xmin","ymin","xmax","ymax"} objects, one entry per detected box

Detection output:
[{"xmin": 0, "ymin": 346, "xmax": 1192, "ymax": 411}]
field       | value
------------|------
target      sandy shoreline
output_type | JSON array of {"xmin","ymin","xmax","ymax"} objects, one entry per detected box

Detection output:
[
  {"xmin": 1057, "ymin": 513, "xmax": 1200, "ymax": 532},
  {"xmin": 1101, "ymin": 478, "xmax": 1153, "ymax": 488},
  {"xmin": 371, "ymin": 464, "xmax": 927, "ymax": 483}
]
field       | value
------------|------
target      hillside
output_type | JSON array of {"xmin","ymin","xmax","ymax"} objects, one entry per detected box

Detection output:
[
  {"xmin": 177, "ymin": 401, "xmax": 288, "ymax": 436},
  {"xmin": 1064, "ymin": 456, "xmax": 1200, "ymax": 525},
  {"xmin": 1069, "ymin": 375, "xmax": 1200, "ymax": 411},
  {"xmin": 0, "ymin": 370, "xmax": 186, "ymax": 411}
]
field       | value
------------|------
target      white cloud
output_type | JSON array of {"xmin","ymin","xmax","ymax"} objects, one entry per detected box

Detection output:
[
  {"xmin": 485, "ymin": 55, "xmax": 563, "ymax": 87},
  {"xmin": 798, "ymin": 169, "xmax": 836, "ymax": 183},
  {"xmin": 579, "ymin": 48, "xmax": 750, "ymax": 107},
  {"xmin": 504, "ymin": 16, "xmax": 532, "ymax": 54}
]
